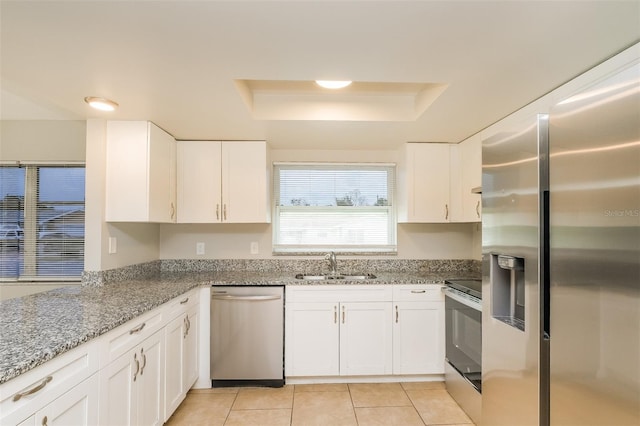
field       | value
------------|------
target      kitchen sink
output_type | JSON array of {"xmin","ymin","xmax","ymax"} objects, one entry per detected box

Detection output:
[{"xmin": 294, "ymin": 273, "xmax": 376, "ymax": 280}]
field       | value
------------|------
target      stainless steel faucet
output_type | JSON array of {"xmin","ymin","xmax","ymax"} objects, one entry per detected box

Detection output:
[{"xmin": 325, "ymin": 251, "xmax": 338, "ymax": 275}]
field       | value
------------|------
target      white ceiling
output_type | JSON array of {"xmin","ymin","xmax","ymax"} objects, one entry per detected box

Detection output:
[{"xmin": 1, "ymin": 1, "xmax": 639, "ymax": 150}]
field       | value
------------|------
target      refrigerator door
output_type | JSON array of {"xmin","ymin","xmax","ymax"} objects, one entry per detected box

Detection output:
[
  {"xmin": 548, "ymin": 62, "xmax": 640, "ymax": 425},
  {"xmin": 481, "ymin": 115, "xmax": 547, "ymax": 425}
]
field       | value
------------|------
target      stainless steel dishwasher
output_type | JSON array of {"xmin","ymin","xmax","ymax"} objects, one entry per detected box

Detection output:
[{"xmin": 210, "ymin": 286, "xmax": 284, "ymax": 387}]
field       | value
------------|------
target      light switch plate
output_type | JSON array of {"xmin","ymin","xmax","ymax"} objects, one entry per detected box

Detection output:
[
  {"xmin": 250, "ymin": 242, "xmax": 259, "ymax": 254},
  {"xmin": 108, "ymin": 237, "xmax": 117, "ymax": 254},
  {"xmin": 196, "ymin": 242, "xmax": 205, "ymax": 255}
]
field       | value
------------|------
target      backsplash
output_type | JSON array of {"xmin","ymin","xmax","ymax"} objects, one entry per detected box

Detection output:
[{"xmin": 83, "ymin": 258, "xmax": 481, "ymax": 286}]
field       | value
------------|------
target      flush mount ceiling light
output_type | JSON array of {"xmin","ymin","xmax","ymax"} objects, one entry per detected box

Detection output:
[
  {"xmin": 84, "ymin": 96, "xmax": 118, "ymax": 111},
  {"xmin": 315, "ymin": 80, "xmax": 352, "ymax": 89}
]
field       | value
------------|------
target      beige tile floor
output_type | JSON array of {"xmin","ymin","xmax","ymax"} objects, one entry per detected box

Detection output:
[{"xmin": 166, "ymin": 382, "xmax": 476, "ymax": 426}]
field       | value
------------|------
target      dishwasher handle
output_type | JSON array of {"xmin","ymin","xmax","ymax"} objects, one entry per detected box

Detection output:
[{"xmin": 211, "ymin": 294, "xmax": 282, "ymax": 301}]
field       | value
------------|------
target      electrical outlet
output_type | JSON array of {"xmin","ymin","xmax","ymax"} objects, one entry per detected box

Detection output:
[
  {"xmin": 250, "ymin": 242, "xmax": 259, "ymax": 254},
  {"xmin": 196, "ymin": 242, "xmax": 205, "ymax": 255},
  {"xmin": 108, "ymin": 237, "xmax": 117, "ymax": 254}
]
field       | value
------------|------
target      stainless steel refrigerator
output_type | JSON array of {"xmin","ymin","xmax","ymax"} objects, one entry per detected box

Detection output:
[{"xmin": 482, "ymin": 60, "xmax": 640, "ymax": 426}]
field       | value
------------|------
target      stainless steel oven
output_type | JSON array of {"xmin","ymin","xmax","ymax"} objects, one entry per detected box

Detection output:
[{"xmin": 444, "ymin": 279, "xmax": 482, "ymax": 424}]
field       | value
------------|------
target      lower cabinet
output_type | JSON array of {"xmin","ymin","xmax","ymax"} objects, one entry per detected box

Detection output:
[
  {"xmin": 99, "ymin": 329, "xmax": 165, "ymax": 426},
  {"xmin": 164, "ymin": 302, "xmax": 199, "ymax": 421},
  {"xmin": 17, "ymin": 374, "xmax": 99, "ymax": 426},
  {"xmin": 285, "ymin": 286, "xmax": 393, "ymax": 377},
  {"xmin": 285, "ymin": 284, "xmax": 444, "ymax": 379},
  {"xmin": 392, "ymin": 301, "xmax": 444, "ymax": 374}
]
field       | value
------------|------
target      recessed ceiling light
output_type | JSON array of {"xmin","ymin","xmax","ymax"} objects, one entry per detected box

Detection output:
[
  {"xmin": 315, "ymin": 80, "xmax": 352, "ymax": 89},
  {"xmin": 84, "ymin": 96, "xmax": 118, "ymax": 111}
]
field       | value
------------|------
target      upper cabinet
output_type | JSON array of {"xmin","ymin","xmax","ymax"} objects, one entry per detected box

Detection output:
[
  {"xmin": 397, "ymin": 143, "xmax": 451, "ymax": 223},
  {"xmin": 452, "ymin": 135, "xmax": 482, "ymax": 222},
  {"xmin": 398, "ymin": 141, "xmax": 481, "ymax": 223},
  {"xmin": 177, "ymin": 141, "xmax": 270, "ymax": 223},
  {"xmin": 106, "ymin": 121, "xmax": 177, "ymax": 223}
]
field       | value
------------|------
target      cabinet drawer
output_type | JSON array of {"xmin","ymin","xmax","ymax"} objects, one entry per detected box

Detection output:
[
  {"xmin": 392, "ymin": 285, "xmax": 445, "ymax": 302},
  {"xmin": 165, "ymin": 289, "xmax": 199, "ymax": 321},
  {"xmin": 287, "ymin": 285, "xmax": 392, "ymax": 303},
  {"xmin": 0, "ymin": 343, "xmax": 98, "ymax": 425},
  {"xmin": 99, "ymin": 308, "xmax": 164, "ymax": 367}
]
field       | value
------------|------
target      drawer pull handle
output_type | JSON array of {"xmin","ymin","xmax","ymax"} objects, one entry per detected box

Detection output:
[
  {"xmin": 42, "ymin": 415, "xmax": 48, "ymax": 426},
  {"xmin": 180, "ymin": 297, "xmax": 189, "ymax": 304},
  {"xmin": 13, "ymin": 376, "xmax": 53, "ymax": 401},
  {"xmin": 342, "ymin": 306, "xmax": 345, "ymax": 324},
  {"xmin": 334, "ymin": 306, "xmax": 337, "ymax": 324},
  {"xmin": 445, "ymin": 203, "xmax": 449, "ymax": 220},
  {"xmin": 395, "ymin": 305, "xmax": 399, "ymax": 323},
  {"xmin": 476, "ymin": 200, "xmax": 481, "ymax": 218},
  {"xmin": 410, "ymin": 290, "xmax": 426, "ymax": 294},
  {"xmin": 129, "ymin": 322, "xmax": 146, "ymax": 335}
]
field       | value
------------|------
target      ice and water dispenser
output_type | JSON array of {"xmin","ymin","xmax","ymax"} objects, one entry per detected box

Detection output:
[{"xmin": 491, "ymin": 254, "xmax": 526, "ymax": 331}]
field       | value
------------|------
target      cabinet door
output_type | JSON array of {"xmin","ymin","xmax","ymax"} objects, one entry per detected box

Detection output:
[
  {"xmin": 148, "ymin": 123, "xmax": 176, "ymax": 223},
  {"xmin": 138, "ymin": 330, "xmax": 164, "ymax": 426},
  {"xmin": 400, "ymin": 143, "xmax": 451, "ymax": 222},
  {"xmin": 340, "ymin": 302, "xmax": 393, "ymax": 376},
  {"xmin": 164, "ymin": 315, "xmax": 185, "ymax": 420},
  {"xmin": 393, "ymin": 301, "xmax": 445, "ymax": 374},
  {"xmin": 177, "ymin": 141, "xmax": 223, "ymax": 223},
  {"xmin": 285, "ymin": 302, "xmax": 339, "ymax": 377},
  {"xmin": 184, "ymin": 306, "xmax": 199, "ymax": 390},
  {"xmin": 99, "ymin": 348, "xmax": 136, "ymax": 426},
  {"xmin": 221, "ymin": 141, "xmax": 269, "ymax": 223},
  {"xmin": 40, "ymin": 374, "xmax": 99, "ymax": 426},
  {"xmin": 459, "ymin": 135, "xmax": 482, "ymax": 222}
]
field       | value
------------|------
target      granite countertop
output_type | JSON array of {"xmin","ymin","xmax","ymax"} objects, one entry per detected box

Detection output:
[{"xmin": 0, "ymin": 270, "xmax": 477, "ymax": 385}]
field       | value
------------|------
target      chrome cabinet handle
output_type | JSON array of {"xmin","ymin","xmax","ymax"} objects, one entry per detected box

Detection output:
[
  {"xmin": 183, "ymin": 317, "xmax": 188, "ymax": 339},
  {"xmin": 411, "ymin": 290, "xmax": 426, "ymax": 294},
  {"xmin": 140, "ymin": 348, "xmax": 147, "ymax": 376},
  {"xmin": 395, "ymin": 305, "xmax": 399, "ymax": 323},
  {"xmin": 334, "ymin": 306, "xmax": 337, "ymax": 324},
  {"xmin": 476, "ymin": 200, "xmax": 480, "ymax": 218},
  {"xmin": 12, "ymin": 376, "xmax": 53, "ymax": 402},
  {"xmin": 133, "ymin": 353, "xmax": 140, "ymax": 382},
  {"xmin": 129, "ymin": 322, "xmax": 146, "ymax": 335},
  {"xmin": 223, "ymin": 204, "xmax": 227, "ymax": 221},
  {"xmin": 170, "ymin": 202, "xmax": 175, "ymax": 220},
  {"xmin": 342, "ymin": 306, "xmax": 345, "ymax": 324},
  {"xmin": 216, "ymin": 204, "xmax": 220, "ymax": 220},
  {"xmin": 187, "ymin": 316, "xmax": 191, "ymax": 332},
  {"xmin": 180, "ymin": 297, "xmax": 189, "ymax": 304},
  {"xmin": 445, "ymin": 204, "xmax": 449, "ymax": 220}
]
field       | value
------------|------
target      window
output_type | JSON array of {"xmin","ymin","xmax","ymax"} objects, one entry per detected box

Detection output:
[
  {"xmin": 0, "ymin": 164, "xmax": 85, "ymax": 280},
  {"xmin": 273, "ymin": 163, "xmax": 396, "ymax": 253}
]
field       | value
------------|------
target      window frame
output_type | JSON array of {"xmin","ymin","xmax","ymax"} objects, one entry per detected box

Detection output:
[
  {"xmin": 0, "ymin": 161, "xmax": 85, "ymax": 282},
  {"xmin": 272, "ymin": 162, "xmax": 397, "ymax": 254}
]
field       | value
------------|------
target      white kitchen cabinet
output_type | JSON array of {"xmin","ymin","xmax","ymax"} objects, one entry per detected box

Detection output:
[
  {"xmin": 106, "ymin": 120, "xmax": 177, "ymax": 223},
  {"xmin": 457, "ymin": 135, "xmax": 482, "ymax": 222},
  {"xmin": 17, "ymin": 374, "xmax": 99, "ymax": 426},
  {"xmin": 398, "ymin": 143, "xmax": 451, "ymax": 223},
  {"xmin": 339, "ymin": 302, "xmax": 393, "ymax": 376},
  {"xmin": 164, "ymin": 292, "xmax": 199, "ymax": 422},
  {"xmin": 99, "ymin": 329, "xmax": 165, "ymax": 426},
  {"xmin": 285, "ymin": 286, "xmax": 393, "ymax": 377},
  {"xmin": 392, "ymin": 285, "xmax": 445, "ymax": 375},
  {"xmin": 285, "ymin": 302, "xmax": 340, "ymax": 376},
  {"xmin": 177, "ymin": 140, "xmax": 269, "ymax": 223},
  {"xmin": 0, "ymin": 343, "xmax": 99, "ymax": 426}
]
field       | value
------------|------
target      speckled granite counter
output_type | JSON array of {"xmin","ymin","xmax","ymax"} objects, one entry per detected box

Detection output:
[{"xmin": 0, "ymin": 268, "xmax": 479, "ymax": 385}]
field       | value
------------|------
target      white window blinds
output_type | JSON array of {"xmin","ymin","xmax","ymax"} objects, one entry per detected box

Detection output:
[
  {"xmin": 273, "ymin": 163, "xmax": 396, "ymax": 253},
  {"xmin": 0, "ymin": 165, "xmax": 85, "ymax": 280}
]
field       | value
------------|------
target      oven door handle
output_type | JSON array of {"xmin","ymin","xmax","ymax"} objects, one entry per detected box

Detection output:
[{"xmin": 445, "ymin": 289, "xmax": 482, "ymax": 312}]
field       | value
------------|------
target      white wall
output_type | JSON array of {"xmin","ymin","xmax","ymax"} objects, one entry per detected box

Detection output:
[{"xmin": 0, "ymin": 120, "xmax": 86, "ymax": 161}]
